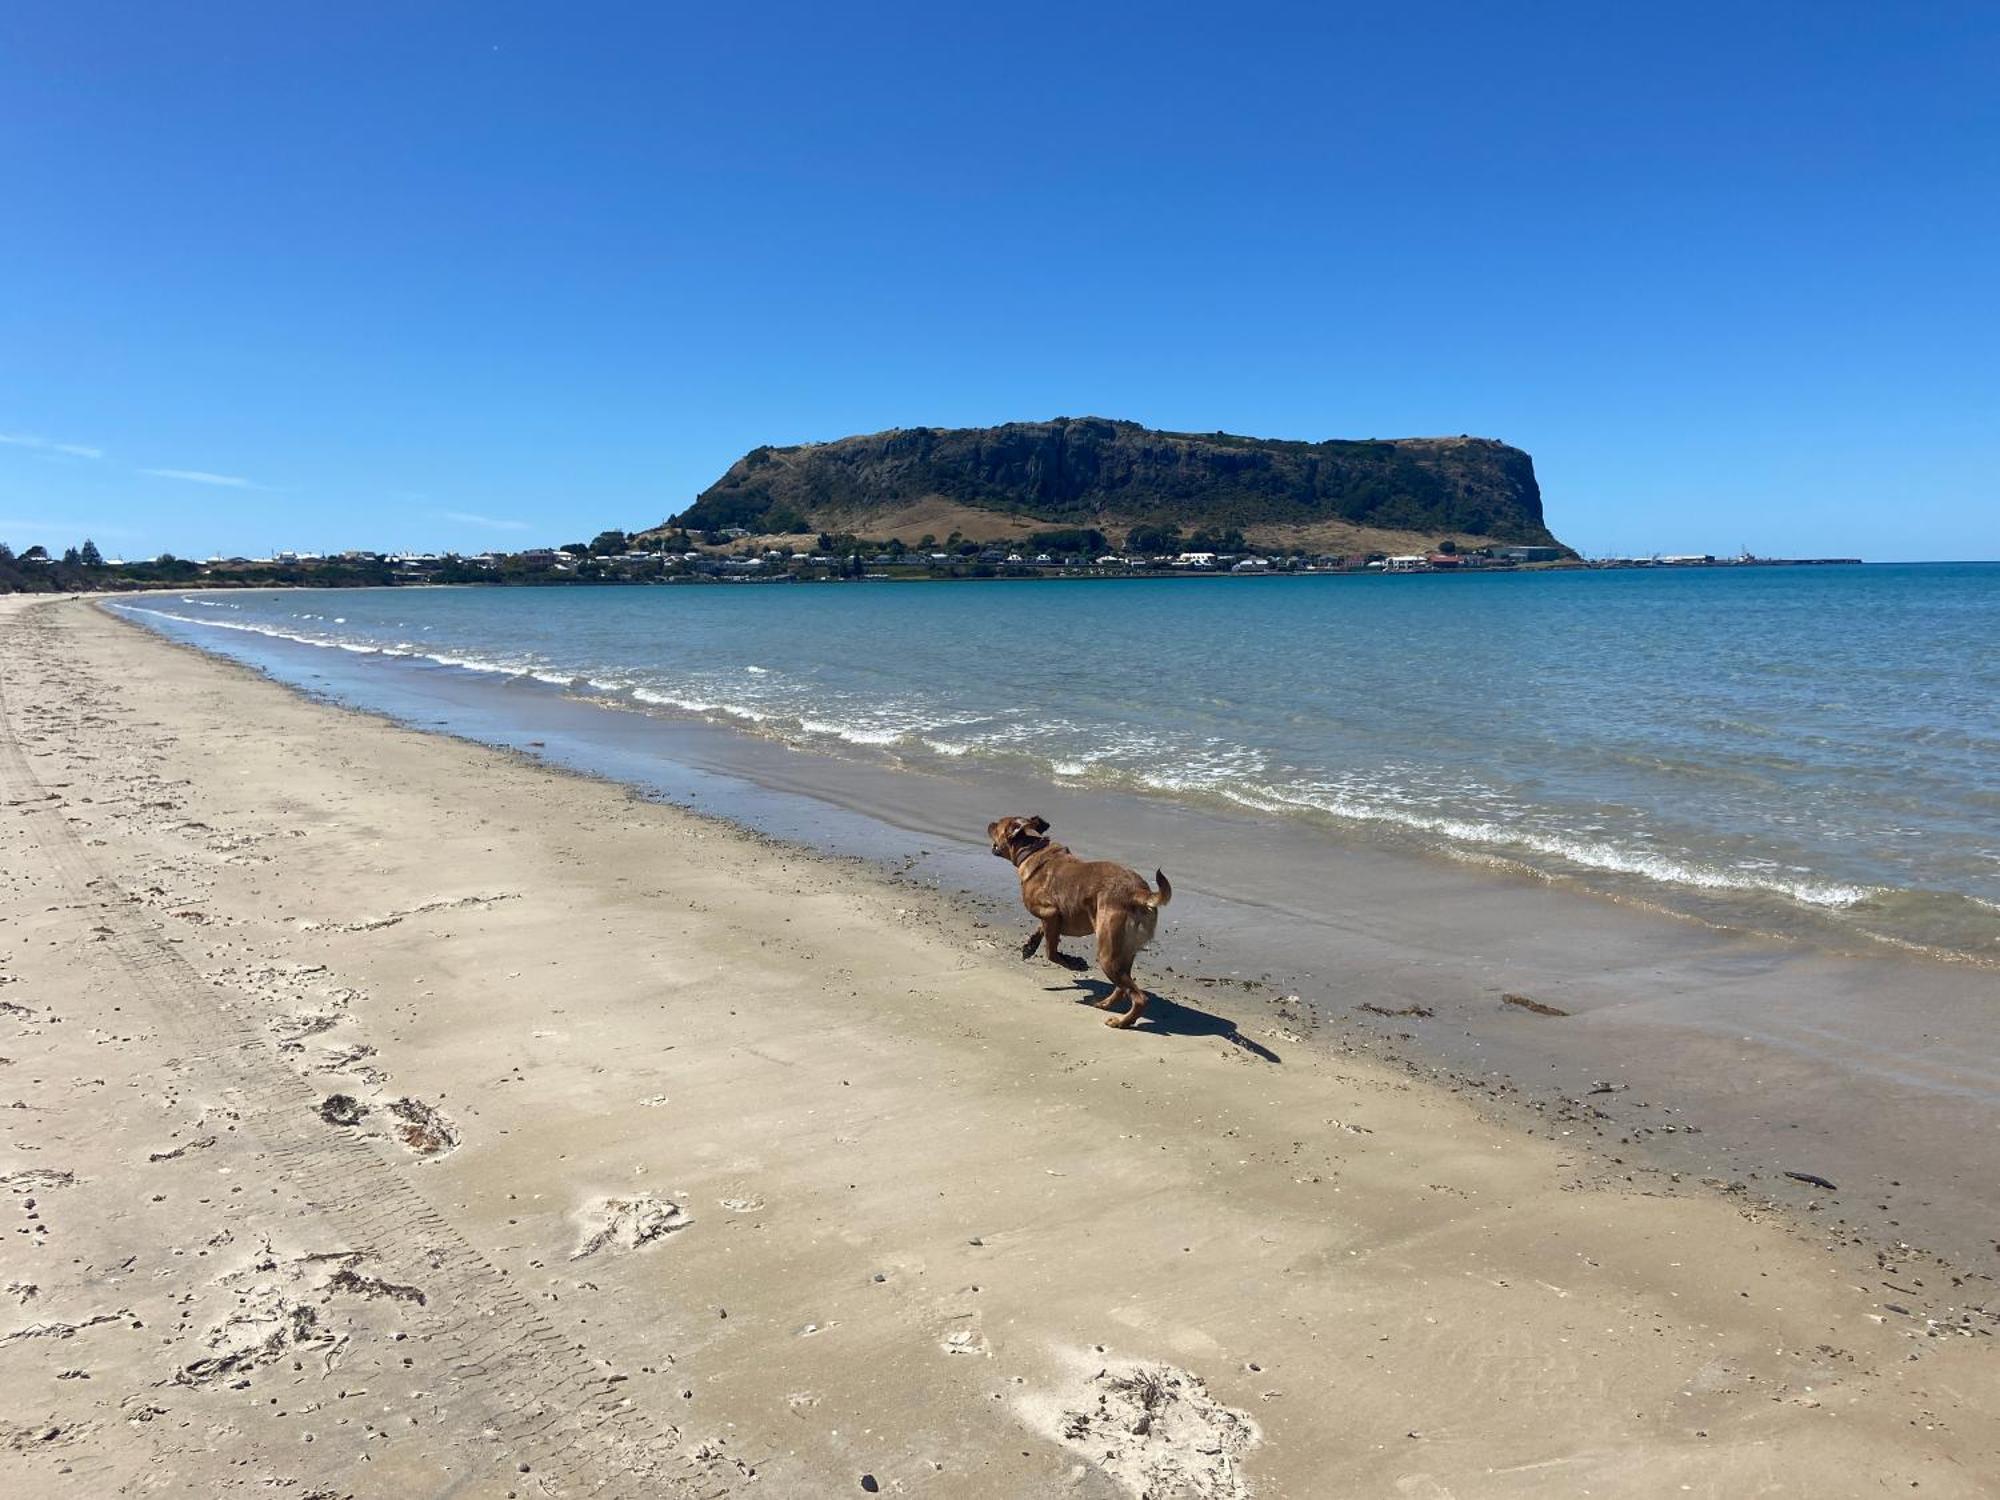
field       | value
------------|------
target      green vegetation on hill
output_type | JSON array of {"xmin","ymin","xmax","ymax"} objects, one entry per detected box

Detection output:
[{"xmin": 670, "ymin": 417, "xmax": 1567, "ymax": 549}]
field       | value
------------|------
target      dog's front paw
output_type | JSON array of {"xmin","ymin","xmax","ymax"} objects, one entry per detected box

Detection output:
[
  {"xmin": 1052, "ymin": 952, "xmax": 1089, "ymax": 972},
  {"xmin": 1020, "ymin": 933, "xmax": 1043, "ymax": 959}
]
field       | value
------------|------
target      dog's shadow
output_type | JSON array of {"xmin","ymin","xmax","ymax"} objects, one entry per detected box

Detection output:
[{"xmin": 1052, "ymin": 978, "xmax": 1282, "ymax": 1063}]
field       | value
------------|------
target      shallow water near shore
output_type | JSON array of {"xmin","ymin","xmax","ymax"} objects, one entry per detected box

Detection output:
[
  {"xmin": 113, "ymin": 581, "xmax": 2000, "ymax": 1276},
  {"xmin": 113, "ymin": 564, "xmax": 2000, "ymax": 966}
]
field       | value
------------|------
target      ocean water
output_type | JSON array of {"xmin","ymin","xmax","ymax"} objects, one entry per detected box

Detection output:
[{"xmin": 115, "ymin": 564, "xmax": 2000, "ymax": 963}]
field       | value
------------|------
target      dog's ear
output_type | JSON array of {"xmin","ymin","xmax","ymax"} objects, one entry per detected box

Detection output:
[{"xmin": 1025, "ymin": 815, "xmax": 1050, "ymax": 834}]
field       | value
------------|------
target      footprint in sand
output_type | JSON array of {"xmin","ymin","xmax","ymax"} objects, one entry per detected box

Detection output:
[
  {"xmin": 174, "ymin": 1247, "xmax": 426, "ymax": 1388},
  {"xmin": 316, "ymin": 1040, "xmax": 384, "ymax": 1087},
  {"xmin": 1020, "ymin": 1352, "xmax": 1260, "ymax": 1500},
  {"xmin": 939, "ymin": 1326, "xmax": 989, "ymax": 1357},
  {"xmin": 569, "ymin": 1194, "xmax": 692, "ymax": 1260}
]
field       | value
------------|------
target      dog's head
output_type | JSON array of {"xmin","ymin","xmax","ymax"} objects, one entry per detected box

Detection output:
[{"xmin": 987, "ymin": 814, "xmax": 1051, "ymax": 863}]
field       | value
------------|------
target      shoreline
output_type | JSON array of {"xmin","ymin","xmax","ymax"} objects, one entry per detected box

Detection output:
[
  {"xmin": 4, "ymin": 594, "xmax": 1996, "ymax": 1495},
  {"xmin": 0, "ymin": 553, "xmax": 1875, "ymax": 596},
  {"xmin": 103, "ymin": 581, "xmax": 2000, "ymax": 974},
  {"xmin": 113, "ymin": 590, "xmax": 2000, "ymax": 1278}
]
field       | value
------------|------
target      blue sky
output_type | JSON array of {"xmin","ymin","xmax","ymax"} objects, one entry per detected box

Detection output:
[{"xmin": 2, "ymin": 1, "xmax": 1994, "ymax": 561}]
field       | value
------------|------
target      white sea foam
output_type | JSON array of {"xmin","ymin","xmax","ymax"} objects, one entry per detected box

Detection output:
[
  {"xmin": 1204, "ymin": 778, "xmax": 1878, "ymax": 909},
  {"xmin": 799, "ymin": 719, "xmax": 905, "ymax": 746},
  {"xmin": 112, "ymin": 603, "xmax": 361, "ymax": 655},
  {"xmin": 111, "ymin": 604, "xmax": 565, "ymax": 686},
  {"xmin": 629, "ymin": 687, "xmax": 713, "ymax": 712}
]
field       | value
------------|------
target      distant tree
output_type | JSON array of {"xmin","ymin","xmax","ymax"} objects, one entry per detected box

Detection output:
[
  {"xmin": 1125, "ymin": 523, "xmax": 1183, "ymax": 555},
  {"xmin": 1185, "ymin": 527, "xmax": 1246, "ymax": 554},
  {"xmin": 588, "ymin": 529, "xmax": 629, "ymax": 556},
  {"xmin": 0, "ymin": 542, "xmax": 12, "ymax": 562},
  {"xmin": 79, "ymin": 538, "xmax": 104, "ymax": 567},
  {"xmin": 22, "ymin": 545, "xmax": 48, "ymax": 561},
  {"xmin": 919, "ymin": 534, "xmax": 936, "ymax": 549},
  {"xmin": 1435, "ymin": 539, "xmax": 1458, "ymax": 555},
  {"xmin": 62, "ymin": 546, "xmax": 81, "ymax": 567},
  {"xmin": 1029, "ymin": 528, "xmax": 1108, "ymax": 555},
  {"xmin": 155, "ymin": 552, "xmax": 176, "ymax": 566},
  {"xmin": 560, "ymin": 542, "xmax": 589, "ymax": 557}
]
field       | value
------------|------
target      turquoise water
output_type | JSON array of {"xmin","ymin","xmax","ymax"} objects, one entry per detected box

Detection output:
[{"xmin": 116, "ymin": 564, "xmax": 2000, "ymax": 962}]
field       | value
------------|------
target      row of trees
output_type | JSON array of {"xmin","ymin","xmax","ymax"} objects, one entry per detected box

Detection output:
[
  {"xmin": 0, "ymin": 538, "xmax": 127, "ymax": 593},
  {"xmin": 1, "ymin": 538, "xmax": 106, "ymax": 567},
  {"xmin": 1121, "ymin": 524, "xmax": 1249, "ymax": 555}
]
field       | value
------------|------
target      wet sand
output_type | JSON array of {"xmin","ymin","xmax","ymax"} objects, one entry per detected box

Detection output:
[{"xmin": 2, "ymin": 593, "xmax": 1996, "ymax": 1497}]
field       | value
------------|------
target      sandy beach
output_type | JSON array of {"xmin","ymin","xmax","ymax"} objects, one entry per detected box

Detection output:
[{"xmin": 2, "ymin": 594, "xmax": 1995, "ymax": 1498}]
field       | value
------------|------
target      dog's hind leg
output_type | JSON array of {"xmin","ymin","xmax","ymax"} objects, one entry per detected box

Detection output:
[
  {"xmin": 1020, "ymin": 927, "xmax": 1044, "ymax": 959},
  {"xmin": 1099, "ymin": 916, "xmax": 1152, "ymax": 1028},
  {"xmin": 1102, "ymin": 961, "xmax": 1148, "ymax": 1028},
  {"xmin": 1108, "ymin": 986, "xmax": 1149, "ymax": 1028},
  {"xmin": 1040, "ymin": 913, "xmax": 1088, "ymax": 970}
]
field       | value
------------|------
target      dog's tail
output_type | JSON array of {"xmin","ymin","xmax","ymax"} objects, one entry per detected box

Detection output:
[{"xmin": 1145, "ymin": 870, "xmax": 1173, "ymax": 908}]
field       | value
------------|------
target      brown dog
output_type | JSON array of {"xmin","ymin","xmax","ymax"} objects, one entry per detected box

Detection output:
[{"xmin": 987, "ymin": 814, "xmax": 1172, "ymax": 1028}]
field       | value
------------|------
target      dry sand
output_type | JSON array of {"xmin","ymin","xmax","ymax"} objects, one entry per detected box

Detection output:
[{"xmin": 1, "ymin": 593, "xmax": 1995, "ymax": 1498}]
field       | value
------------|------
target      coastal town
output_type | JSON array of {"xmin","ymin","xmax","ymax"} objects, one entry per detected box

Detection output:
[{"xmin": 0, "ymin": 529, "xmax": 1859, "ymax": 593}]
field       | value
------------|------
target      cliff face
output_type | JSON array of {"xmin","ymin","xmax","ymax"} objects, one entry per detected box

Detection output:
[{"xmin": 671, "ymin": 417, "xmax": 1566, "ymax": 549}]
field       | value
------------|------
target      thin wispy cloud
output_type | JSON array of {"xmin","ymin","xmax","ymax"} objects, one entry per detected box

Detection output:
[
  {"xmin": 440, "ymin": 510, "xmax": 532, "ymax": 532},
  {"xmin": 140, "ymin": 467, "xmax": 258, "ymax": 489},
  {"xmin": 0, "ymin": 431, "xmax": 106, "ymax": 460}
]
